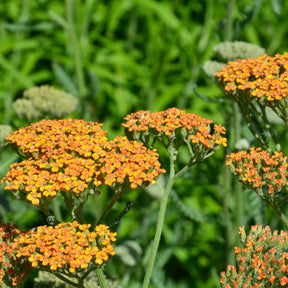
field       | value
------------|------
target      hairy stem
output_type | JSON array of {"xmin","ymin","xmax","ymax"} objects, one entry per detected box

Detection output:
[
  {"xmin": 270, "ymin": 201, "xmax": 288, "ymax": 230},
  {"xmin": 96, "ymin": 188, "xmax": 127, "ymax": 225},
  {"xmin": 142, "ymin": 146, "xmax": 176, "ymax": 288},
  {"xmin": 96, "ymin": 268, "xmax": 108, "ymax": 288}
]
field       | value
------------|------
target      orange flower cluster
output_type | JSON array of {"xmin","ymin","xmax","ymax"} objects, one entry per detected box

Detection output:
[
  {"xmin": 0, "ymin": 220, "xmax": 32, "ymax": 287},
  {"xmin": 14, "ymin": 221, "xmax": 116, "ymax": 273},
  {"xmin": 0, "ymin": 220, "xmax": 117, "ymax": 286},
  {"xmin": 220, "ymin": 225, "xmax": 288, "ymax": 288},
  {"xmin": 100, "ymin": 136, "xmax": 165, "ymax": 189},
  {"xmin": 122, "ymin": 108, "xmax": 227, "ymax": 150},
  {"xmin": 1, "ymin": 119, "xmax": 165, "ymax": 205},
  {"xmin": 216, "ymin": 53, "xmax": 288, "ymax": 102},
  {"xmin": 226, "ymin": 147, "xmax": 288, "ymax": 195},
  {"xmin": 5, "ymin": 118, "xmax": 108, "ymax": 158}
]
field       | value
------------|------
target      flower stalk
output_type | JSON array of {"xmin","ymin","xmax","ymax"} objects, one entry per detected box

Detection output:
[{"xmin": 142, "ymin": 144, "xmax": 176, "ymax": 288}]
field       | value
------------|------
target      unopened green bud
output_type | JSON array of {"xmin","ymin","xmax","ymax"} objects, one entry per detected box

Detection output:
[
  {"xmin": 202, "ymin": 60, "xmax": 226, "ymax": 79},
  {"xmin": 213, "ymin": 41, "xmax": 265, "ymax": 62},
  {"xmin": 13, "ymin": 85, "xmax": 78, "ymax": 121}
]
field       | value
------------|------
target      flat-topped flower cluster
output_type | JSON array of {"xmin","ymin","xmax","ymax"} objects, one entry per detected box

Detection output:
[
  {"xmin": 1, "ymin": 118, "xmax": 165, "ymax": 206},
  {"xmin": 0, "ymin": 220, "xmax": 116, "ymax": 286},
  {"xmin": 15, "ymin": 221, "xmax": 116, "ymax": 271},
  {"xmin": 216, "ymin": 53, "xmax": 288, "ymax": 102},
  {"xmin": 220, "ymin": 225, "xmax": 288, "ymax": 288},
  {"xmin": 122, "ymin": 108, "xmax": 227, "ymax": 156},
  {"xmin": 226, "ymin": 147, "xmax": 288, "ymax": 196}
]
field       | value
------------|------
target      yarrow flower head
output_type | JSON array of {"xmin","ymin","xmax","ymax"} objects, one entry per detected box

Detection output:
[
  {"xmin": 216, "ymin": 53, "xmax": 288, "ymax": 101},
  {"xmin": 14, "ymin": 221, "xmax": 117, "ymax": 273},
  {"xmin": 226, "ymin": 147, "xmax": 288, "ymax": 197},
  {"xmin": 216, "ymin": 53, "xmax": 288, "ymax": 126},
  {"xmin": 1, "ymin": 118, "xmax": 165, "ymax": 206},
  {"xmin": 4, "ymin": 118, "xmax": 108, "ymax": 159},
  {"xmin": 0, "ymin": 220, "xmax": 117, "ymax": 286},
  {"xmin": 122, "ymin": 108, "xmax": 227, "ymax": 165},
  {"xmin": 220, "ymin": 225, "xmax": 288, "ymax": 288},
  {"xmin": 1, "ymin": 119, "xmax": 108, "ymax": 206}
]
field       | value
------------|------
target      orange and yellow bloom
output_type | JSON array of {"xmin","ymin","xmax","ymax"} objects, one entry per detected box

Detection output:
[
  {"xmin": 122, "ymin": 108, "xmax": 227, "ymax": 165},
  {"xmin": 122, "ymin": 108, "xmax": 227, "ymax": 148},
  {"xmin": 216, "ymin": 53, "xmax": 288, "ymax": 102},
  {"xmin": 226, "ymin": 147, "xmax": 288, "ymax": 196},
  {"xmin": 15, "ymin": 221, "xmax": 116, "ymax": 273},
  {"xmin": 0, "ymin": 220, "xmax": 117, "ymax": 286},
  {"xmin": 1, "ymin": 118, "xmax": 165, "ymax": 206}
]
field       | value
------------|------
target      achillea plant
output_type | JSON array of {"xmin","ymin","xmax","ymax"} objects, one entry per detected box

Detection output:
[
  {"xmin": 15, "ymin": 221, "xmax": 116, "ymax": 272},
  {"xmin": 216, "ymin": 51, "xmax": 288, "ymax": 288},
  {"xmin": 122, "ymin": 107, "xmax": 227, "ymax": 287},
  {"xmin": 122, "ymin": 107, "xmax": 227, "ymax": 163},
  {"xmin": 1, "ymin": 118, "xmax": 164, "ymax": 222},
  {"xmin": 220, "ymin": 225, "xmax": 288, "ymax": 288},
  {"xmin": 226, "ymin": 147, "xmax": 288, "ymax": 229},
  {"xmin": 216, "ymin": 52, "xmax": 288, "ymax": 148},
  {"xmin": 0, "ymin": 109, "xmax": 226, "ymax": 287},
  {"xmin": 216, "ymin": 53, "xmax": 288, "ymax": 103},
  {"xmin": 226, "ymin": 147, "xmax": 288, "ymax": 197}
]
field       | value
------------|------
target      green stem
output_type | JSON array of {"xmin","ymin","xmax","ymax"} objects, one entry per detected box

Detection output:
[
  {"xmin": 269, "ymin": 201, "xmax": 288, "ymax": 230},
  {"xmin": 222, "ymin": 166, "xmax": 235, "ymax": 266},
  {"xmin": 96, "ymin": 189, "xmax": 127, "ymax": 225},
  {"xmin": 174, "ymin": 165, "xmax": 190, "ymax": 181},
  {"xmin": 277, "ymin": 195, "xmax": 288, "ymax": 207},
  {"xmin": 142, "ymin": 151, "xmax": 175, "ymax": 288},
  {"xmin": 65, "ymin": 0, "xmax": 87, "ymax": 99},
  {"xmin": 257, "ymin": 193, "xmax": 288, "ymax": 230},
  {"xmin": 53, "ymin": 271, "xmax": 78, "ymax": 287},
  {"xmin": 233, "ymin": 103, "xmax": 243, "ymax": 228},
  {"xmin": 96, "ymin": 268, "xmax": 108, "ymax": 288}
]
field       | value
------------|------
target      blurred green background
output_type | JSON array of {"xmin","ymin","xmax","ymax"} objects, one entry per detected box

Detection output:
[{"xmin": 1, "ymin": 0, "xmax": 288, "ymax": 287}]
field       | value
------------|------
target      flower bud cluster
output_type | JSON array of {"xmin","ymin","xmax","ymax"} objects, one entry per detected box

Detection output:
[
  {"xmin": 220, "ymin": 225, "xmax": 288, "ymax": 288},
  {"xmin": 13, "ymin": 85, "xmax": 78, "ymax": 121},
  {"xmin": 226, "ymin": 147, "xmax": 288, "ymax": 196},
  {"xmin": 1, "ymin": 118, "xmax": 165, "ymax": 206},
  {"xmin": 213, "ymin": 41, "xmax": 265, "ymax": 62}
]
